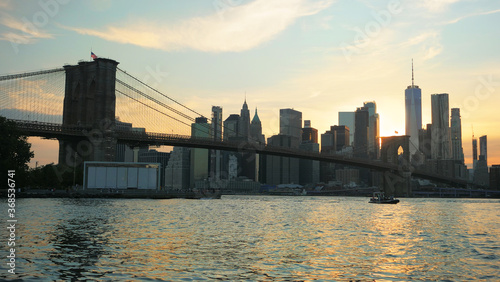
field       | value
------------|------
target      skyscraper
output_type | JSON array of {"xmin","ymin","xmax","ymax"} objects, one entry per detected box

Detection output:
[
  {"xmin": 238, "ymin": 99, "xmax": 250, "ymax": 139},
  {"xmin": 223, "ymin": 114, "xmax": 239, "ymax": 140},
  {"xmin": 190, "ymin": 117, "xmax": 210, "ymax": 187},
  {"xmin": 302, "ymin": 120, "xmax": 318, "ymax": 144},
  {"xmin": 480, "ymin": 135, "xmax": 487, "ymax": 166},
  {"xmin": 472, "ymin": 137, "xmax": 478, "ymax": 169},
  {"xmin": 339, "ymin": 112, "xmax": 355, "ymax": 146},
  {"xmin": 211, "ymin": 106, "xmax": 223, "ymax": 181},
  {"xmin": 405, "ymin": 60, "xmax": 422, "ymax": 156},
  {"xmin": 280, "ymin": 108, "xmax": 302, "ymax": 143},
  {"xmin": 450, "ymin": 108, "xmax": 464, "ymax": 163},
  {"xmin": 354, "ymin": 107, "xmax": 369, "ymax": 158},
  {"xmin": 363, "ymin": 101, "xmax": 380, "ymax": 159},
  {"xmin": 250, "ymin": 108, "xmax": 265, "ymax": 144},
  {"xmin": 431, "ymin": 93, "xmax": 451, "ymax": 160}
]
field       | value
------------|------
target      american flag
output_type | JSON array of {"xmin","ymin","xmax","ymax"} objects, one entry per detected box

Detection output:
[{"xmin": 91, "ymin": 52, "xmax": 98, "ymax": 60}]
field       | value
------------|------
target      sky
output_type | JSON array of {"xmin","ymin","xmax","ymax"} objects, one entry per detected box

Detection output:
[{"xmin": 0, "ymin": 0, "xmax": 499, "ymax": 168}]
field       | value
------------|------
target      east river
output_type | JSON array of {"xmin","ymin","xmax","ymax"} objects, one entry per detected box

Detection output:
[{"xmin": 1, "ymin": 196, "xmax": 499, "ymax": 281}]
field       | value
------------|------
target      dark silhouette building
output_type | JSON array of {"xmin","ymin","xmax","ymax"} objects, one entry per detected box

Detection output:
[
  {"xmin": 490, "ymin": 165, "xmax": 500, "ymax": 190},
  {"xmin": 354, "ymin": 107, "xmax": 369, "ymax": 158}
]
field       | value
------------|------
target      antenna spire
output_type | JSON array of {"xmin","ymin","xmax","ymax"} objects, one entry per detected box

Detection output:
[{"xmin": 411, "ymin": 58, "xmax": 414, "ymax": 87}]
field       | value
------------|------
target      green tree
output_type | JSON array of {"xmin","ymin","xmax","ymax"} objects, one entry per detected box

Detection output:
[{"xmin": 0, "ymin": 116, "xmax": 34, "ymax": 189}]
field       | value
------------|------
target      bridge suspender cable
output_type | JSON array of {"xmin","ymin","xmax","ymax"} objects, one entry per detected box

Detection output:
[{"xmin": 0, "ymin": 68, "xmax": 64, "ymax": 81}]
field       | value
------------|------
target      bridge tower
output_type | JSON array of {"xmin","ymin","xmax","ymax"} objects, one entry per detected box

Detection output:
[
  {"xmin": 380, "ymin": 136, "xmax": 412, "ymax": 196},
  {"xmin": 58, "ymin": 58, "xmax": 119, "ymax": 166}
]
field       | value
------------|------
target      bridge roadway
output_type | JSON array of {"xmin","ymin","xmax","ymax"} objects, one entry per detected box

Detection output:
[{"xmin": 12, "ymin": 119, "xmax": 469, "ymax": 187}]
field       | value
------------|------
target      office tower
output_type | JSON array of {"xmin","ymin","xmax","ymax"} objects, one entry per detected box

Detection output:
[
  {"xmin": 405, "ymin": 60, "xmax": 422, "ymax": 156},
  {"xmin": 354, "ymin": 107, "xmax": 369, "ymax": 158},
  {"xmin": 280, "ymin": 108, "xmax": 302, "ymax": 144},
  {"xmin": 164, "ymin": 147, "xmax": 191, "ymax": 190},
  {"xmin": 480, "ymin": 135, "xmax": 487, "ymax": 166},
  {"xmin": 302, "ymin": 120, "xmax": 318, "ymax": 143},
  {"xmin": 300, "ymin": 121, "xmax": 320, "ymax": 185},
  {"xmin": 211, "ymin": 106, "xmax": 223, "ymax": 181},
  {"xmin": 418, "ymin": 124, "xmax": 432, "ymax": 160},
  {"xmin": 265, "ymin": 135, "xmax": 300, "ymax": 185},
  {"xmin": 490, "ymin": 165, "xmax": 500, "ymax": 190},
  {"xmin": 223, "ymin": 114, "xmax": 239, "ymax": 140},
  {"xmin": 332, "ymin": 125, "xmax": 350, "ymax": 151},
  {"xmin": 339, "ymin": 112, "xmax": 355, "ymax": 146},
  {"xmin": 363, "ymin": 101, "xmax": 380, "ymax": 159},
  {"xmin": 250, "ymin": 108, "xmax": 265, "ymax": 144},
  {"xmin": 190, "ymin": 117, "xmax": 210, "ymax": 187},
  {"xmin": 238, "ymin": 99, "xmax": 250, "ymax": 139},
  {"xmin": 472, "ymin": 138, "xmax": 478, "ymax": 169},
  {"xmin": 431, "ymin": 93, "xmax": 451, "ymax": 160},
  {"xmin": 450, "ymin": 108, "xmax": 464, "ymax": 163}
]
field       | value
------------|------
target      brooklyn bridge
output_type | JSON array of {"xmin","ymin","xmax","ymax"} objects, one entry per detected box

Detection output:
[{"xmin": 0, "ymin": 58, "xmax": 471, "ymax": 194}]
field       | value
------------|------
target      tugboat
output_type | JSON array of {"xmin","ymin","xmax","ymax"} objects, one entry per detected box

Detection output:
[{"xmin": 369, "ymin": 192, "xmax": 399, "ymax": 204}]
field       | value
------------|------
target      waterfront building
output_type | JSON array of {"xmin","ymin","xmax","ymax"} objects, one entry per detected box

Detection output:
[
  {"xmin": 431, "ymin": 93, "xmax": 451, "ymax": 160},
  {"xmin": 265, "ymin": 134, "xmax": 300, "ymax": 185},
  {"xmin": 490, "ymin": 165, "xmax": 500, "ymax": 190},
  {"xmin": 138, "ymin": 149, "xmax": 171, "ymax": 188},
  {"xmin": 164, "ymin": 147, "xmax": 191, "ymax": 190},
  {"xmin": 450, "ymin": 108, "xmax": 464, "ymax": 163},
  {"xmin": 190, "ymin": 117, "xmax": 210, "ymax": 187},
  {"xmin": 339, "ymin": 112, "xmax": 355, "ymax": 146},
  {"xmin": 405, "ymin": 61, "xmax": 422, "ymax": 157}
]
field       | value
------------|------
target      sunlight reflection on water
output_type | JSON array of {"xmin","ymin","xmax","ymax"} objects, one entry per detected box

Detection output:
[{"xmin": 1, "ymin": 196, "xmax": 499, "ymax": 281}]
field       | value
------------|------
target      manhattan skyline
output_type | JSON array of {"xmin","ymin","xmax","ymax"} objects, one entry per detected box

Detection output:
[{"xmin": 0, "ymin": 0, "xmax": 499, "ymax": 168}]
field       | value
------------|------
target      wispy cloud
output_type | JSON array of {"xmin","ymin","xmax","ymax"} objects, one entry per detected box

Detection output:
[
  {"xmin": 0, "ymin": 12, "xmax": 53, "ymax": 44},
  {"xmin": 62, "ymin": 0, "xmax": 334, "ymax": 52},
  {"xmin": 0, "ymin": 0, "xmax": 13, "ymax": 10},
  {"xmin": 441, "ymin": 8, "xmax": 500, "ymax": 25}
]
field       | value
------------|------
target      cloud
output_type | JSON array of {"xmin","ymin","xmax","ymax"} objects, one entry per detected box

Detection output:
[
  {"xmin": 419, "ymin": 0, "xmax": 462, "ymax": 13},
  {"xmin": 0, "ymin": 0, "xmax": 13, "ymax": 10},
  {"xmin": 62, "ymin": 0, "xmax": 334, "ymax": 52},
  {"xmin": 441, "ymin": 8, "xmax": 500, "ymax": 25},
  {"xmin": 0, "ymin": 12, "xmax": 53, "ymax": 44}
]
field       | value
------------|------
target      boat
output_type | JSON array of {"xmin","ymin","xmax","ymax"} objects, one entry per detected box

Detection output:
[{"xmin": 369, "ymin": 192, "xmax": 399, "ymax": 204}]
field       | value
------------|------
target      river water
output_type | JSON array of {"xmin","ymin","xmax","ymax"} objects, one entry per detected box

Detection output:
[{"xmin": 1, "ymin": 196, "xmax": 499, "ymax": 281}]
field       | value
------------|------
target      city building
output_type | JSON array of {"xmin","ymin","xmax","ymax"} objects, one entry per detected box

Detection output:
[
  {"xmin": 250, "ymin": 108, "xmax": 265, "ymax": 144},
  {"xmin": 431, "ymin": 93, "xmax": 451, "ymax": 160},
  {"xmin": 474, "ymin": 155, "xmax": 489, "ymax": 187},
  {"xmin": 164, "ymin": 147, "xmax": 191, "ymax": 190},
  {"xmin": 190, "ymin": 117, "xmax": 210, "ymax": 187},
  {"xmin": 472, "ymin": 137, "xmax": 478, "ymax": 170},
  {"xmin": 490, "ymin": 165, "xmax": 500, "ymax": 190},
  {"xmin": 339, "ymin": 111, "xmax": 355, "ymax": 146},
  {"xmin": 265, "ymin": 135, "xmax": 300, "ymax": 185},
  {"xmin": 480, "ymin": 135, "xmax": 487, "ymax": 166},
  {"xmin": 363, "ymin": 101, "xmax": 380, "ymax": 159},
  {"xmin": 280, "ymin": 108, "xmax": 302, "ymax": 143},
  {"xmin": 450, "ymin": 108, "xmax": 464, "ymax": 163},
  {"xmin": 300, "ymin": 120, "xmax": 320, "ymax": 185},
  {"xmin": 354, "ymin": 106, "xmax": 369, "ymax": 158},
  {"xmin": 418, "ymin": 124, "xmax": 432, "ymax": 160},
  {"xmin": 405, "ymin": 60, "xmax": 422, "ymax": 157},
  {"xmin": 302, "ymin": 120, "xmax": 318, "ymax": 144},
  {"xmin": 210, "ymin": 106, "xmax": 223, "ymax": 181},
  {"xmin": 223, "ymin": 114, "xmax": 239, "ymax": 140},
  {"xmin": 238, "ymin": 99, "xmax": 250, "ymax": 139},
  {"xmin": 138, "ymin": 149, "xmax": 171, "ymax": 188}
]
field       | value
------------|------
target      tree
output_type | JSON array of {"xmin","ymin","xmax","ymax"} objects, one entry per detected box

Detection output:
[{"xmin": 0, "ymin": 116, "xmax": 34, "ymax": 189}]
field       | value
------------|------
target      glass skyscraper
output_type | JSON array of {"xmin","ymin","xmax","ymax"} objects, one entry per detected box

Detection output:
[{"xmin": 405, "ymin": 61, "xmax": 422, "ymax": 157}]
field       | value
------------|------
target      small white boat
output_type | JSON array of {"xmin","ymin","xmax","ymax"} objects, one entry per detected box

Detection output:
[{"xmin": 369, "ymin": 192, "xmax": 399, "ymax": 204}]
